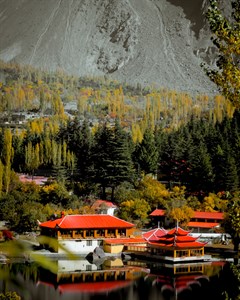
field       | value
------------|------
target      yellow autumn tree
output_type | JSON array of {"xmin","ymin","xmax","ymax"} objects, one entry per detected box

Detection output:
[
  {"xmin": 137, "ymin": 175, "xmax": 170, "ymax": 209},
  {"xmin": 119, "ymin": 198, "xmax": 151, "ymax": 227},
  {"xmin": 169, "ymin": 206, "xmax": 194, "ymax": 227}
]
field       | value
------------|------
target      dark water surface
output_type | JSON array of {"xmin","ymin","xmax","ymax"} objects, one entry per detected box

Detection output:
[{"xmin": 0, "ymin": 257, "xmax": 238, "ymax": 300}]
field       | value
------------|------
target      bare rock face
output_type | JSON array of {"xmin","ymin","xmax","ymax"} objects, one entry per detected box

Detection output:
[{"xmin": 0, "ymin": 0, "xmax": 228, "ymax": 94}]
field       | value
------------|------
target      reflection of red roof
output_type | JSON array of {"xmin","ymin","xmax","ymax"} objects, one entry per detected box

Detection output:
[
  {"xmin": 58, "ymin": 281, "xmax": 132, "ymax": 293},
  {"xmin": 39, "ymin": 215, "xmax": 134, "ymax": 229},
  {"xmin": 157, "ymin": 274, "xmax": 203, "ymax": 293},
  {"xmin": 143, "ymin": 228, "xmax": 168, "ymax": 241},
  {"xmin": 188, "ymin": 222, "xmax": 220, "ymax": 228},
  {"xmin": 38, "ymin": 281, "xmax": 132, "ymax": 294},
  {"xmin": 104, "ymin": 238, "xmax": 146, "ymax": 245}
]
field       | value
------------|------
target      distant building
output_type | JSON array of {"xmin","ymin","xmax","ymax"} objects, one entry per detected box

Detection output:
[
  {"xmin": 91, "ymin": 200, "xmax": 117, "ymax": 216},
  {"xmin": 149, "ymin": 209, "xmax": 224, "ymax": 232},
  {"xmin": 18, "ymin": 174, "xmax": 49, "ymax": 186}
]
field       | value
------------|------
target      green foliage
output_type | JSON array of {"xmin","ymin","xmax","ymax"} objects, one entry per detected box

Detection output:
[
  {"xmin": 223, "ymin": 193, "xmax": 240, "ymax": 251},
  {"xmin": 133, "ymin": 128, "xmax": 159, "ymax": 176},
  {"xmin": 204, "ymin": 0, "xmax": 240, "ymax": 108},
  {"xmin": 92, "ymin": 121, "xmax": 136, "ymax": 200},
  {"xmin": 119, "ymin": 198, "xmax": 151, "ymax": 227},
  {"xmin": 0, "ymin": 292, "xmax": 21, "ymax": 300}
]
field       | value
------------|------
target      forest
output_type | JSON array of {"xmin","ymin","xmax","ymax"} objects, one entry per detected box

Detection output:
[{"xmin": 0, "ymin": 59, "xmax": 240, "ymax": 235}]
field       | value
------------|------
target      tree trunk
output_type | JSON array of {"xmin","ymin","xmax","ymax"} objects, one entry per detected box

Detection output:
[
  {"xmin": 233, "ymin": 239, "xmax": 239, "ymax": 252},
  {"xmin": 111, "ymin": 186, "xmax": 115, "ymax": 201},
  {"xmin": 102, "ymin": 185, "xmax": 106, "ymax": 200}
]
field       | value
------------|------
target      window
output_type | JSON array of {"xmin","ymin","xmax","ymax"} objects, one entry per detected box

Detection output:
[
  {"xmin": 86, "ymin": 265, "xmax": 92, "ymax": 271},
  {"xmin": 86, "ymin": 240, "xmax": 92, "ymax": 246}
]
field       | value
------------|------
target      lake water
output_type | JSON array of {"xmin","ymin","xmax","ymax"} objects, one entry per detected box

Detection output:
[{"xmin": 0, "ymin": 257, "xmax": 238, "ymax": 300}]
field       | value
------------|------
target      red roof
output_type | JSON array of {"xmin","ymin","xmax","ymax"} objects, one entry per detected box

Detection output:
[
  {"xmin": 167, "ymin": 227, "xmax": 190, "ymax": 236},
  {"xmin": 149, "ymin": 241, "xmax": 205, "ymax": 248},
  {"xmin": 192, "ymin": 211, "xmax": 223, "ymax": 220},
  {"xmin": 188, "ymin": 222, "xmax": 220, "ymax": 228},
  {"xmin": 149, "ymin": 209, "xmax": 165, "ymax": 216},
  {"xmin": 148, "ymin": 225, "xmax": 205, "ymax": 249},
  {"xmin": 150, "ymin": 209, "xmax": 224, "ymax": 220},
  {"xmin": 104, "ymin": 238, "xmax": 146, "ymax": 245},
  {"xmin": 39, "ymin": 215, "xmax": 134, "ymax": 229},
  {"xmin": 91, "ymin": 200, "xmax": 117, "ymax": 209},
  {"xmin": 157, "ymin": 235, "xmax": 198, "ymax": 243},
  {"xmin": 143, "ymin": 228, "xmax": 168, "ymax": 241}
]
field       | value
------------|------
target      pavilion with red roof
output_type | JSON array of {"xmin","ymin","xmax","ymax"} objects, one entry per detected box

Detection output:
[{"xmin": 146, "ymin": 226, "xmax": 209, "ymax": 262}]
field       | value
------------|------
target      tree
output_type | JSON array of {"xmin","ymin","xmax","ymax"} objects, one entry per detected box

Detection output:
[
  {"xmin": 188, "ymin": 140, "xmax": 214, "ymax": 193},
  {"xmin": 92, "ymin": 121, "xmax": 135, "ymax": 200},
  {"xmin": 133, "ymin": 128, "xmax": 159, "ymax": 176},
  {"xmin": 168, "ymin": 206, "xmax": 194, "ymax": 227},
  {"xmin": 223, "ymin": 194, "xmax": 240, "ymax": 251},
  {"xmin": 136, "ymin": 175, "xmax": 170, "ymax": 209},
  {"xmin": 119, "ymin": 198, "xmax": 151, "ymax": 227},
  {"xmin": 204, "ymin": 0, "xmax": 240, "ymax": 108}
]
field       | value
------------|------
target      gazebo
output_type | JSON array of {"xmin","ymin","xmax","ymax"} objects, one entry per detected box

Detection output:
[{"xmin": 147, "ymin": 226, "xmax": 209, "ymax": 263}]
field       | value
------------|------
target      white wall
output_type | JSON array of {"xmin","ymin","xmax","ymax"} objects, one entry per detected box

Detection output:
[
  {"xmin": 57, "ymin": 259, "xmax": 98, "ymax": 272},
  {"xmin": 58, "ymin": 239, "xmax": 101, "ymax": 254}
]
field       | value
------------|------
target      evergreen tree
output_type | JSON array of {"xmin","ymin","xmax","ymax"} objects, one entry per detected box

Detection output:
[
  {"xmin": 188, "ymin": 140, "xmax": 214, "ymax": 193},
  {"xmin": 223, "ymin": 149, "xmax": 239, "ymax": 192},
  {"xmin": 133, "ymin": 128, "xmax": 159, "ymax": 176},
  {"xmin": 92, "ymin": 121, "xmax": 135, "ymax": 200}
]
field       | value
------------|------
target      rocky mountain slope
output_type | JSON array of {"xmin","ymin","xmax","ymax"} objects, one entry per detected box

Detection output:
[{"xmin": 0, "ymin": 0, "xmax": 228, "ymax": 94}]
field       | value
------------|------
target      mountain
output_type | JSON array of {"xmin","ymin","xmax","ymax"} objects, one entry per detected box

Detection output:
[{"xmin": 0, "ymin": 0, "xmax": 229, "ymax": 94}]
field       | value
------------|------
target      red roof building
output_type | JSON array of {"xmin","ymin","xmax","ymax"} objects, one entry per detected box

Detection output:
[
  {"xmin": 39, "ymin": 214, "xmax": 140, "ymax": 254},
  {"xmin": 40, "ymin": 214, "xmax": 134, "ymax": 230},
  {"xmin": 146, "ymin": 226, "xmax": 208, "ymax": 262},
  {"xmin": 91, "ymin": 200, "xmax": 117, "ymax": 215},
  {"xmin": 149, "ymin": 209, "xmax": 224, "ymax": 232}
]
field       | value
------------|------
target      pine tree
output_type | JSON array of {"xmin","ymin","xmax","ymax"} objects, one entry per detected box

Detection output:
[
  {"xmin": 188, "ymin": 140, "xmax": 214, "ymax": 193},
  {"xmin": 92, "ymin": 121, "xmax": 135, "ymax": 200},
  {"xmin": 133, "ymin": 128, "xmax": 159, "ymax": 176}
]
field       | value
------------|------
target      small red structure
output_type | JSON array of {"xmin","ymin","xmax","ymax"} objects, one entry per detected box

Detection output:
[{"xmin": 2, "ymin": 230, "xmax": 13, "ymax": 241}]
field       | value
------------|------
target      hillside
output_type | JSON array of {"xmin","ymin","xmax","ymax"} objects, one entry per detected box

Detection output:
[{"xmin": 0, "ymin": 0, "xmax": 229, "ymax": 95}]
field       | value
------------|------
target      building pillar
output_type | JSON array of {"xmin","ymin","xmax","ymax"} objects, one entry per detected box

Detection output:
[{"xmin": 105, "ymin": 229, "xmax": 108, "ymax": 237}]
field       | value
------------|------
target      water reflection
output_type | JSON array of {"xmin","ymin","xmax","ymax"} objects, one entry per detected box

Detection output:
[{"xmin": 0, "ymin": 258, "xmax": 235, "ymax": 300}]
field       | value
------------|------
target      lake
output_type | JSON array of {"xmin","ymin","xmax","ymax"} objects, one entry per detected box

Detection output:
[{"xmin": 0, "ymin": 257, "xmax": 238, "ymax": 300}]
